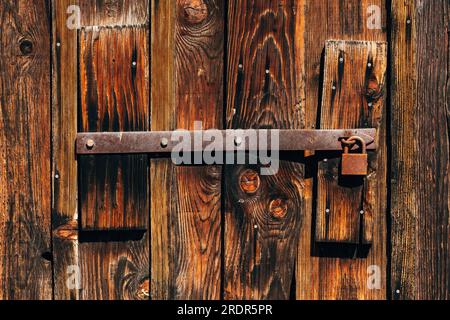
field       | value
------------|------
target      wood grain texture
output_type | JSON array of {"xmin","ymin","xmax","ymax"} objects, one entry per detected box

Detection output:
[
  {"xmin": 78, "ymin": 26, "xmax": 149, "ymax": 231},
  {"xmin": 52, "ymin": 0, "xmax": 150, "ymax": 300},
  {"xmin": 390, "ymin": 0, "xmax": 449, "ymax": 300},
  {"xmin": 296, "ymin": 0, "xmax": 387, "ymax": 300},
  {"xmin": 315, "ymin": 40, "xmax": 387, "ymax": 244},
  {"xmin": 0, "ymin": 0, "xmax": 52, "ymax": 299},
  {"xmin": 52, "ymin": 0, "xmax": 80, "ymax": 299},
  {"xmin": 151, "ymin": 0, "xmax": 224, "ymax": 300},
  {"xmin": 224, "ymin": 0, "xmax": 304, "ymax": 300}
]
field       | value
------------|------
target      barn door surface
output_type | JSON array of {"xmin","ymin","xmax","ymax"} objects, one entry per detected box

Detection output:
[
  {"xmin": 56, "ymin": 0, "xmax": 388, "ymax": 300},
  {"xmin": 0, "ymin": 0, "xmax": 447, "ymax": 301}
]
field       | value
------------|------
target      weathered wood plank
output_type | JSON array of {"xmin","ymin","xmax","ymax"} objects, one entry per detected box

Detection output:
[
  {"xmin": 315, "ymin": 40, "xmax": 387, "ymax": 244},
  {"xmin": 52, "ymin": 0, "xmax": 80, "ymax": 300},
  {"xmin": 78, "ymin": 26, "xmax": 149, "ymax": 231},
  {"xmin": 0, "ymin": 0, "xmax": 52, "ymax": 299},
  {"xmin": 296, "ymin": 0, "xmax": 387, "ymax": 300},
  {"xmin": 52, "ymin": 0, "xmax": 150, "ymax": 300},
  {"xmin": 151, "ymin": 0, "xmax": 224, "ymax": 300},
  {"xmin": 390, "ymin": 0, "xmax": 449, "ymax": 300},
  {"xmin": 224, "ymin": 0, "xmax": 304, "ymax": 300}
]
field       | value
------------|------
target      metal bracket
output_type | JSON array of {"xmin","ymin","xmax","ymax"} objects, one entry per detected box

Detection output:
[{"xmin": 76, "ymin": 129, "xmax": 376, "ymax": 155}]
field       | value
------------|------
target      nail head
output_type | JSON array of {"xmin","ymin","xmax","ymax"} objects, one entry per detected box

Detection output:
[
  {"xmin": 160, "ymin": 138, "xmax": 169, "ymax": 148},
  {"xmin": 86, "ymin": 139, "xmax": 95, "ymax": 150}
]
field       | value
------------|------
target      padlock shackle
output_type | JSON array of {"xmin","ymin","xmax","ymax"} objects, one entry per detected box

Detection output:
[{"xmin": 342, "ymin": 136, "xmax": 367, "ymax": 154}]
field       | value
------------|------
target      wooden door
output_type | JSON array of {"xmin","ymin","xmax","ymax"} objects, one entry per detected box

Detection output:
[{"xmin": 0, "ymin": 0, "xmax": 447, "ymax": 300}]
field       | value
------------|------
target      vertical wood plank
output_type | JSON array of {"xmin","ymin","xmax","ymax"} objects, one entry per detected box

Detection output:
[
  {"xmin": 52, "ymin": 0, "xmax": 80, "ymax": 300},
  {"xmin": 315, "ymin": 40, "xmax": 387, "ymax": 245},
  {"xmin": 296, "ymin": 0, "xmax": 387, "ymax": 300},
  {"xmin": 151, "ymin": 0, "xmax": 224, "ymax": 300},
  {"xmin": 390, "ymin": 0, "xmax": 449, "ymax": 300},
  {"xmin": 224, "ymin": 0, "xmax": 304, "ymax": 300},
  {"xmin": 78, "ymin": 26, "xmax": 149, "ymax": 231},
  {"xmin": 0, "ymin": 0, "xmax": 52, "ymax": 299},
  {"xmin": 52, "ymin": 0, "xmax": 150, "ymax": 300}
]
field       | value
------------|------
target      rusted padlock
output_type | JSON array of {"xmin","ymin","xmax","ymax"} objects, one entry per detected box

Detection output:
[{"xmin": 341, "ymin": 136, "xmax": 368, "ymax": 176}]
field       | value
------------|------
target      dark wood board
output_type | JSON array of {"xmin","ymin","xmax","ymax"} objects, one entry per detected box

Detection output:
[
  {"xmin": 390, "ymin": 0, "xmax": 449, "ymax": 300},
  {"xmin": 52, "ymin": 0, "xmax": 150, "ymax": 300},
  {"xmin": 295, "ymin": 0, "xmax": 388, "ymax": 300},
  {"xmin": 0, "ymin": 0, "xmax": 52, "ymax": 299},
  {"xmin": 315, "ymin": 40, "xmax": 387, "ymax": 245},
  {"xmin": 150, "ymin": 0, "xmax": 224, "ymax": 300},
  {"xmin": 224, "ymin": 0, "xmax": 304, "ymax": 300},
  {"xmin": 78, "ymin": 26, "xmax": 149, "ymax": 231}
]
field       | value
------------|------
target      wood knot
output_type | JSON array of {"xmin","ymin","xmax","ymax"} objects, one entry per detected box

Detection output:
[
  {"xmin": 19, "ymin": 39, "xmax": 33, "ymax": 55},
  {"xmin": 269, "ymin": 198, "xmax": 288, "ymax": 219},
  {"xmin": 136, "ymin": 278, "xmax": 150, "ymax": 300},
  {"xmin": 179, "ymin": 0, "xmax": 208, "ymax": 24},
  {"xmin": 239, "ymin": 169, "xmax": 260, "ymax": 194}
]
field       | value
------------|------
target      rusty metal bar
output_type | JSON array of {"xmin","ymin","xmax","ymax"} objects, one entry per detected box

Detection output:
[{"xmin": 76, "ymin": 129, "xmax": 377, "ymax": 155}]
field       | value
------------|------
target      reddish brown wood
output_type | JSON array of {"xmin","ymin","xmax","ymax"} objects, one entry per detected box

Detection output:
[
  {"xmin": 0, "ymin": 0, "xmax": 52, "ymax": 299},
  {"xmin": 150, "ymin": 0, "xmax": 224, "ymax": 299},
  {"xmin": 78, "ymin": 26, "xmax": 149, "ymax": 231},
  {"xmin": 315, "ymin": 40, "xmax": 387, "ymax": 244},
  {"xmin": 52, "ymin": 0, "xmax": 150, "ymax": 300},
  {"xmin": 224, "ymin": 0, "xmax": 303, "ymax": 300},
  {"xmin": 390, "ymin": 0, "xmax": 449, "ymax": 300},
  {"xmin": 296, "ymin": 0, "xmax": 388, "ymax": 300}
]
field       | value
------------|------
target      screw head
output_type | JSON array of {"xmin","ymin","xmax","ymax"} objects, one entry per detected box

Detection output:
[
  {"xmin": 86, "ymin": 139, "xmax": 95, "ymax": 150},
  {"xmin": 234, "ymin": 136, "xmax": 243, "ymax": 147}
]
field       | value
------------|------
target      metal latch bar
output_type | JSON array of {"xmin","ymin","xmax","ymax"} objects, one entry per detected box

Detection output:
[{"xmin": 76, "ymin": 129, "xmax": 376, "ymax": 155}]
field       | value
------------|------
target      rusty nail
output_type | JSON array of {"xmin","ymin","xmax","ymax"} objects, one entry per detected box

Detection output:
[
  {"xmin": 86, "ymin": 139, "xmax": 95, "ymax": 150},
  {"xmin": 160, "ymin": 138, "xmax": 169, "ymax": 148}
]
